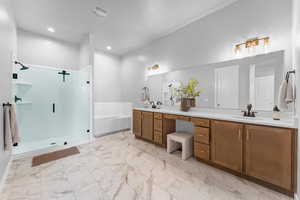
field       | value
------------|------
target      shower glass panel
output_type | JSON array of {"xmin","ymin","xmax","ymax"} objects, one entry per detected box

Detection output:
[{"xmin": 13, "ymin": 65, "xmax": 90, "ymax": 154}]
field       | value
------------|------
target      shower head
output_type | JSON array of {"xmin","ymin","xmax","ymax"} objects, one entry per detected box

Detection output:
[{"xmin": 14, "ymin": 61, "xmax": 29, "ymax": 70}]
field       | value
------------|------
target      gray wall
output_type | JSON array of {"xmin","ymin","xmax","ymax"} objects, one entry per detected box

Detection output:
[
  {"xmin": 17, "ymin": 29, "xmax": 80, "ymax": 70},
  {"xmin": 121, "ymin": 0, "xmax": 293, "ymax": 106},
  {"xmin": 0, "ymin": 0, "xmax": 17, "ymax": 185},
  {"xmin": 293, "ymin": 0, "xmax": 300, "ymax": 198},
  {"xmin": 93, "ymin": 50, "xmax": 123, "ymax": 102}
]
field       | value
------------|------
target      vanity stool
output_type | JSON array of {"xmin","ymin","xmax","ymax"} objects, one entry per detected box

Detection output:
[{"xmin": 167, "ymin": 132, "xmax": 194, "ymax": 160}]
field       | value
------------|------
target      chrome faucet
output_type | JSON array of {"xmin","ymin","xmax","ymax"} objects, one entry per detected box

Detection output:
[{"xmin": 241, "ymin": 104, "xmax": 257, "ymax": 117}]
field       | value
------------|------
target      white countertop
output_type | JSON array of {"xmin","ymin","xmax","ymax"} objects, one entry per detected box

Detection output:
[{"xmin": 134, "ymin": 107, "xmax": 298, "ymax": 129}]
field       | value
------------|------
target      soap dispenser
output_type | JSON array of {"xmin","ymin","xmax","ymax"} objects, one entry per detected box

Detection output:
[{"xmin": 272, "ymin": 105, "xmax": 280, "ymax": 120}]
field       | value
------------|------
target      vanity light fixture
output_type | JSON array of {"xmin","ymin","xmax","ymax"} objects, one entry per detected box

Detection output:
[
  {"xmin": 106, "ymin": 46, "xmax": 112, "ymax": 50},
  {"xmin": 148, "ymin": 64, "xmax": 160, "ymax": 71},
  {"xmin": 235, "ymin": 37, "xmax": 270, "ymax": 55}
]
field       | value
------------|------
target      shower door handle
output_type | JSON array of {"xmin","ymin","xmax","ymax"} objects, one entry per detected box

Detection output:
[{"xmin": 52, "ymin": 103, "xmax": 55, "ymax": 113}]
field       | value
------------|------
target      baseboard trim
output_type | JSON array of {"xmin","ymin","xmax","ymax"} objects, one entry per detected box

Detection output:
[
  {"xmin": 0, "ymin": 157, "xmax": 12, "ymax": 195},
  {"xmin": 94, "ymin": 129, "xmax": 131, "ymax": 138}
]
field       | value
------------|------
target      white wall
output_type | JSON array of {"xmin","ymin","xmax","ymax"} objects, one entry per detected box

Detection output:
[
  {"xmin": 79, "ymin": 34, "xmax": 93, "ymax": 69},
  {"xmin": 0, "ymin": 0, "xmax": 17, "ymax": 186},
  {"xmin": 17, "ymin": 29, "xmax": 79, "ymax": 70},
  {"xmin": 121, "ymin": 0, "xmax": 293, "ymax": 106},
  {"xmin": 94, "ymin": 51, "xmax": 122, "ymax": 102},
  {"xmin": 120, "ymin": 56, "xmax": 146, "ymax": 105}
]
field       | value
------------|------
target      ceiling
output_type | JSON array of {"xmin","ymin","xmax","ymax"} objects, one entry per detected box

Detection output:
[{"xmin": 13, "ymin": 0, "xmax": 237, "ymax": 55}]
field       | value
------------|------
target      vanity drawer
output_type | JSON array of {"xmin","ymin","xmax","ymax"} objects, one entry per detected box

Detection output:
[
  {"xmin": 154, "ymin": 113, "xmax": 163, "ymax": 119},
  {"xmin": 194, "ymin": 127, "xmax": 210, "ymax": 144},
  {"xmin": 177, "ymin": 115, "xmax": 190, "ymax": 121},
  {"xmin": 194, "ymin": 142, "xmax": 210, "ymax": 161},
  {"xmin": 191, "ymin": 117, "xmax": 210, "ymax": 127},
  {"xmin": 154, "ymin": 119, "xmax": 163, "ymax": 131},
  {"xmin": 154, "ymin": 131, "xmax": 163, "ymax": 145},
  {"xmin": 164, "ymin": 114, "xmax": 190, "ymax": 121},
  {"xmin": 164, "ymin": 114, "xmax": 177, "ymax": 120}
]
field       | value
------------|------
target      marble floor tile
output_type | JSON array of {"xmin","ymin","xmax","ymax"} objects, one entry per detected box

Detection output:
[{"xmin": 0, "ymin": 131, "xmax": 293, "ymax": 200}]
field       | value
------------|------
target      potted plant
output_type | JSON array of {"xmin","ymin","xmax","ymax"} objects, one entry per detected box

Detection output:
[{"xmin": 174, "ymin": 78, "xmax": 202, "ymax": 111}]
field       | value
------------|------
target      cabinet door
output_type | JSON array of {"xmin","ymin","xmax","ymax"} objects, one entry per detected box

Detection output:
[
  {"xmin": 142, "ymin": 112, "xmax": 154, "ymax": 141},
  {"xmin": 154, "ymin": 119, "xmax": 162, "ymax": 132},
  {"xmin": 132, "ymin": 110, "xmax": 142, "ymax": 136},
  {"xmin": 154, "ymin": 131, "xmax": 163, "ymax": 145},
  {"xmin": 245, "ymin": 125, "xmax": 293, "ymax": 190},
  {"xmin": 211, "ymin": 120, "xmax": 243, "ymax": 172}
]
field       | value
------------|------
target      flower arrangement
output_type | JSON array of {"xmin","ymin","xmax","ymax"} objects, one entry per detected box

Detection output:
[
  {"xmin": 173, "ymin": 78, "xmax": 202, "ymax": 98},
  {"xmin": 172, "ymin": 78, "xmax": 202, "ymax": 111}
]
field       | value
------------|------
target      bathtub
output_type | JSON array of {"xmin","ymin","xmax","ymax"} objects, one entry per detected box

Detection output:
[{"xmin": 94, "ymin": 102, "xmax": 132, "ymax": 137}]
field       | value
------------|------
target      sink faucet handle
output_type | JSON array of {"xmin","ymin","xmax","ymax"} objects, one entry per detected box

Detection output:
[
  {"xmin": 241, "ymin": 110, "xmax": 247, "ymax": 116},
  {"xmin": 250, "ymin": 111, "xmax": 258, "ymax": 117}
]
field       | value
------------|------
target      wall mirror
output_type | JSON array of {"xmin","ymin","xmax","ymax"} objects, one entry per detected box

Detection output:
[{"xmin": 145, "ymin": 51, "xmax": 284, "ymax": 111}]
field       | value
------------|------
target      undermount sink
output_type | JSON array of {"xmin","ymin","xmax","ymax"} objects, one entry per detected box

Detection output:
[{"xmin": 231, "ymin": 116, "xmax": 263, "ymax": 120}]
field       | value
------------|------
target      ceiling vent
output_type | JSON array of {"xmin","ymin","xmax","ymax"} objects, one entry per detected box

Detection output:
[{"xmin": 93, "ymin": 6, "xmax": 108, "ymax": 17}]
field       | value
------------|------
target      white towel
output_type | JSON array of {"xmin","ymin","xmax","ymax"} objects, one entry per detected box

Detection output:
[
  {"xmin": 4, "ymin": 106, "xmax": 12, "ymax": 151},
  {"xmin": 10, "ymin": 105, "xmax": 20, "ymax": 144},
  {"xmin": 285, "ymin": 77, "xmax": 295, "ymax": 104},
  {"xmin": 278, "ymin": 80, "xmax": 288, "ymax": 110},
  {"xmin": 3, "ymin": 105, "xmax": 20, "ymax": 151}
]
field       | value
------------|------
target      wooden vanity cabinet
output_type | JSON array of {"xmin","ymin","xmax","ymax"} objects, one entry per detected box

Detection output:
[
  {"xmin": 154, "ymin": 118, "xmax": 162, "ymax": 131},
  {"xmin": 141, "ymin": 112, "xmax": 154, "ymax": 141},
  {"xmin": 244, "ymin": 125, "xmax": 294, "ymax": 191},
  {"xmin": 153, "ymin": 112, "xmax": 163, "ymax": 145},
  {"xmin": 193, "ymin": 118, "xmax": 211, "ymax": 161},
  {"xmin": 211, "ymin": 120, "xmax": 243, "ymax": 173},
  {"xmin": 133, "ymin": 109, "xmax": 296, "ymax": 194},
  {"xmin": 133, "ymin": 110, "xmax": 175, "ymax": 146},
  {"xmin": 132, "ymin": 110, "xmax": 142, "ymax": 136},
  {"xmin": 194, "ymin": 126, "xmax": 210, "ymax": 145}
]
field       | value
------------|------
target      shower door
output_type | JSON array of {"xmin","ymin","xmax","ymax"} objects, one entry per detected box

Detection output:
[
  {"xmin": 16, "ymin": 67, "xmax": 59, "ymax": 144},
  {"xmin": 14, "ymin": 65, "xmax": 90, "ymax": 153}
]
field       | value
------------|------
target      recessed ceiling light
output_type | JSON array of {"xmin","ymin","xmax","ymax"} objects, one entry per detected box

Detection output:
[
  {"xmin": 0, "ymin": 9, "xmax": 8, "ymax": 21},
  {"xmin": 47, "ymin": 27, "xmax": 55, "ymax": 33},
  {"xmin": 106, "ymin": 46, "xmax": 112, "ymax": 50}
]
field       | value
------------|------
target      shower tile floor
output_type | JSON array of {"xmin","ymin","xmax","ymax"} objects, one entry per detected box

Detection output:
[{"xmin": 0, "ymin": 131, "xmax": 292, "ymax": 200}]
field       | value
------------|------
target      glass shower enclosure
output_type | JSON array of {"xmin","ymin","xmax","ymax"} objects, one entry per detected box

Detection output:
[{"xmin": 12, "ymin": 64, "xmax": 91, "ymax": 155}]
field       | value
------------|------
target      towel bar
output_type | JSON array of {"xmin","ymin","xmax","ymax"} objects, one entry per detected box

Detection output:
[
  {"xmin": 2, "ymin": 102, "xmax": 12, "ymax": 107},
  {"xmin": 285, "ymin": 70, "xmax": 296, "ymax": 82}
]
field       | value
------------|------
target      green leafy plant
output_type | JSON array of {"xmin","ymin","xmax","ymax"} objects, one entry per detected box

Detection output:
[{"xmin": 174, "ymin": 78, "xmax": 202, "ymax": 98}]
